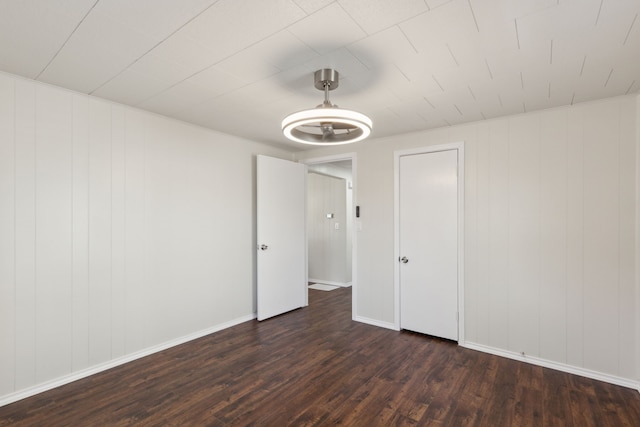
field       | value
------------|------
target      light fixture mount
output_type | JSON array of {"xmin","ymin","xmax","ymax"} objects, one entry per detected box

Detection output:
[{"xmin": 282, "ymin": 69, "xmax": 372, "ymax": 145}]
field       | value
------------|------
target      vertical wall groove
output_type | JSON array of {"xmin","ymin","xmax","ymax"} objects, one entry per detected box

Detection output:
[
  {"xmin": 580, "ymin": 110, "xmax": 585, "ymax": 368},
  {"xmin": 109, "ymin": 105, "xmax": 113, "ymax": 361},
  {"xmin": 12, "ymin": 80, "xmax": 17, "ymax": 392},
  {"xmin": 506, "ymin": 118, "xmax": 510, "ymax": 352},
  {"xmin": 86, "ymin": 99, "xmax": 91, "ymax": 366},
  {"xmin": 618, "ymin": 103, "xmax": 622, "ymax": 374},
  {"xmin": 32, "ymin": 86, "xmax": 37, "ymax": 383},
  {"xmin": 563, "ymin": 109, "xmax": 569, "ymax": 364},
  {"xmin": 537, "ymin": 114, "xmax": 542, "ymax": 358}
]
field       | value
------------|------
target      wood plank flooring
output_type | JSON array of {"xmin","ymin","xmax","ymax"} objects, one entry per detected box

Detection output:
[{"xmin": 1, "ymin": 287, "xmax": 639, "ymax": 426}]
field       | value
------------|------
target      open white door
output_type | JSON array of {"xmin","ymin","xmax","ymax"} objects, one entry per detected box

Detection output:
[{"xmin": 257, "ymin": 155, "xmax": 307, "ymax": 321}]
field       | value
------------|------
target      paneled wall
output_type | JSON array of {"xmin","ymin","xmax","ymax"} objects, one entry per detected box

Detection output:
[
  {"xmin": 297, "ymin": 95, "xmax": 638, "ymax": 384},
  {"xmin": 462, "ymin": 100, "xmax": 636, "ymax": 381},
  {"xmin": 0, "ymin": 72, "xmax": 291, "ymax": 401}
]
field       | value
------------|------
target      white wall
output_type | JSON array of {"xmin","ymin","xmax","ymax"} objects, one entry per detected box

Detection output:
[
  {"xmin": 297, "ymin": 95, "xmax": 638, "ymax": 385},
  {"xmin": 0, "ymin": 72, "xmax": 292, "ymax": 403}
]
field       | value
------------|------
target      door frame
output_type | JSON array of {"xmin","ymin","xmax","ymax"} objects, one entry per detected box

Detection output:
[
  {"xmin": 393, "ymin": 142, "xmax": 465, "ymax": 342},
  {"xmin": 299, "ymin": 153, "xmax": 357, "ymax": 319}
]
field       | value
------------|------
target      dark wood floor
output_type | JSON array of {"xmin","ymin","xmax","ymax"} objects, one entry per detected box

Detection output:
[{"xmin": 1, "ymin": 287, "xmax": 639, "ymax": 426}]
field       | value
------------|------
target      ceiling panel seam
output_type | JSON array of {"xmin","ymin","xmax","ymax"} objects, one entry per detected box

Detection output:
[
  {"xmin": 35, "ymin": 0, "xmax": 100, "ymax": 80},
  {"xmin": 131, "ymin": 2, "xmax": 318, "ymax": 106},
  {"xmin": 88, "ymin": 0, "xmax": 222, "ymax": 96},
  {"xmin": 623, "ymin": 14, "xmax": 637, "ymax": 45}
]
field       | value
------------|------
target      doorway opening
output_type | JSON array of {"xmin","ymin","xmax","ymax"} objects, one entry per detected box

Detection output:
[{"xmin": 301, "ymin": 154, "xmax": 356, "ymax": 319}]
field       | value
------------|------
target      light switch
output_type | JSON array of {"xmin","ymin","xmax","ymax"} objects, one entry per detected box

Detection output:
[
  {"xmin": 334, "ymin": 222, "xmax": 340, "ymax": 230},
  {"xmin": 357, "ymin": 220, "xmax": 363, "ymax": 231}
]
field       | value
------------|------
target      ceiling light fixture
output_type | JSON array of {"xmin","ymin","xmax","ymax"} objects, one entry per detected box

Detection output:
[{"xmin": 282, "ymin": 69, "xmax": 372, "ymax": 145}]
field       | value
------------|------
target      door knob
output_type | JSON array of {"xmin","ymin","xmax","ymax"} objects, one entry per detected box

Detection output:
[
  {"xmin": 400, "ymin": 256, "xmax": 408, "ymax": 264},
  {"xmin": 260, "ymin": 244, "xmax": 268, "ymax": 250}
]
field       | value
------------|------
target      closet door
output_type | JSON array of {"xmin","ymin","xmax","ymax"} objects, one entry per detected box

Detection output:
[{"xmin": 399, "ymin": 149, "xmax": 459, "ymax": 340}]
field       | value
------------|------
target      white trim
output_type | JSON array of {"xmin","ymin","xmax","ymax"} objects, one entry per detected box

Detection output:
[
  {"xmin": 393, "ymin": 142, "xmax": 465, "ymax": 343},
  {"xmin": 635, "ymin": 93, "xmax": 640, "ymax": 395},
  {"xmin": 299, "ymin": 152, "xmax": 357, "ymax": 165},
  {"xmin": 0, "ymin": 314, "xmax": 255, "ymax": 407},
  {"xmin": 308, "ymin": 279, "xmax": 352, "ymax": 287},
  {"xmin": 354, "ymin": 315, "xmax": 399, "ymax": 331},
  {"xmin": 458, "ymin": 144, "xmax": 465, "ymax": 343},
  {"xmin": 299, "ymin": 153, "xmax": 358, "ymax": 321},
  {"xmin": 461, "ymin": 341, "xmax": 640, "ymax": 391},
  {"xmin": 303, "ymin": 164, "xmax": 309, "ymax": 307}
]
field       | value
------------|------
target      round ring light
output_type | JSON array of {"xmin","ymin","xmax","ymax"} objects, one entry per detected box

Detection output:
[{"xmin": 281, "ymin": 69, "xmax": 372, "ymax": 145}]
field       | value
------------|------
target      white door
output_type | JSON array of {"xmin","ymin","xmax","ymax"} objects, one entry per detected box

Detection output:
[
  {"xmin": 257, "ymin": 155, "xmax": 307, "ymax": 321},
  {"xmin": 399, "ymin": 149, "xmax": 459, "ymax": 340}
]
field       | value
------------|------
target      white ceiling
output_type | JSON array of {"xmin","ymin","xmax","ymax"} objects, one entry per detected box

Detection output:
[{"xmin": 1, "ymin": 0, "xmax": 638, "ymax": 151}]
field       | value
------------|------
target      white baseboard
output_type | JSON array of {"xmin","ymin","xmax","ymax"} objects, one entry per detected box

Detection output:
[
  {"xmin": 354, "ymin": 315, "xmax": 398, "ymax": 331},
  {"xmin": 308, "ymin": 279, "xmax": 351, "ymax": 288},
  {"xmin": 0, "ymin": 313, "xmax": 256, "ymax": 408},
  {"xmin": 460, "ymin": 341, "xmax": 639, "ymax": 391}
]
